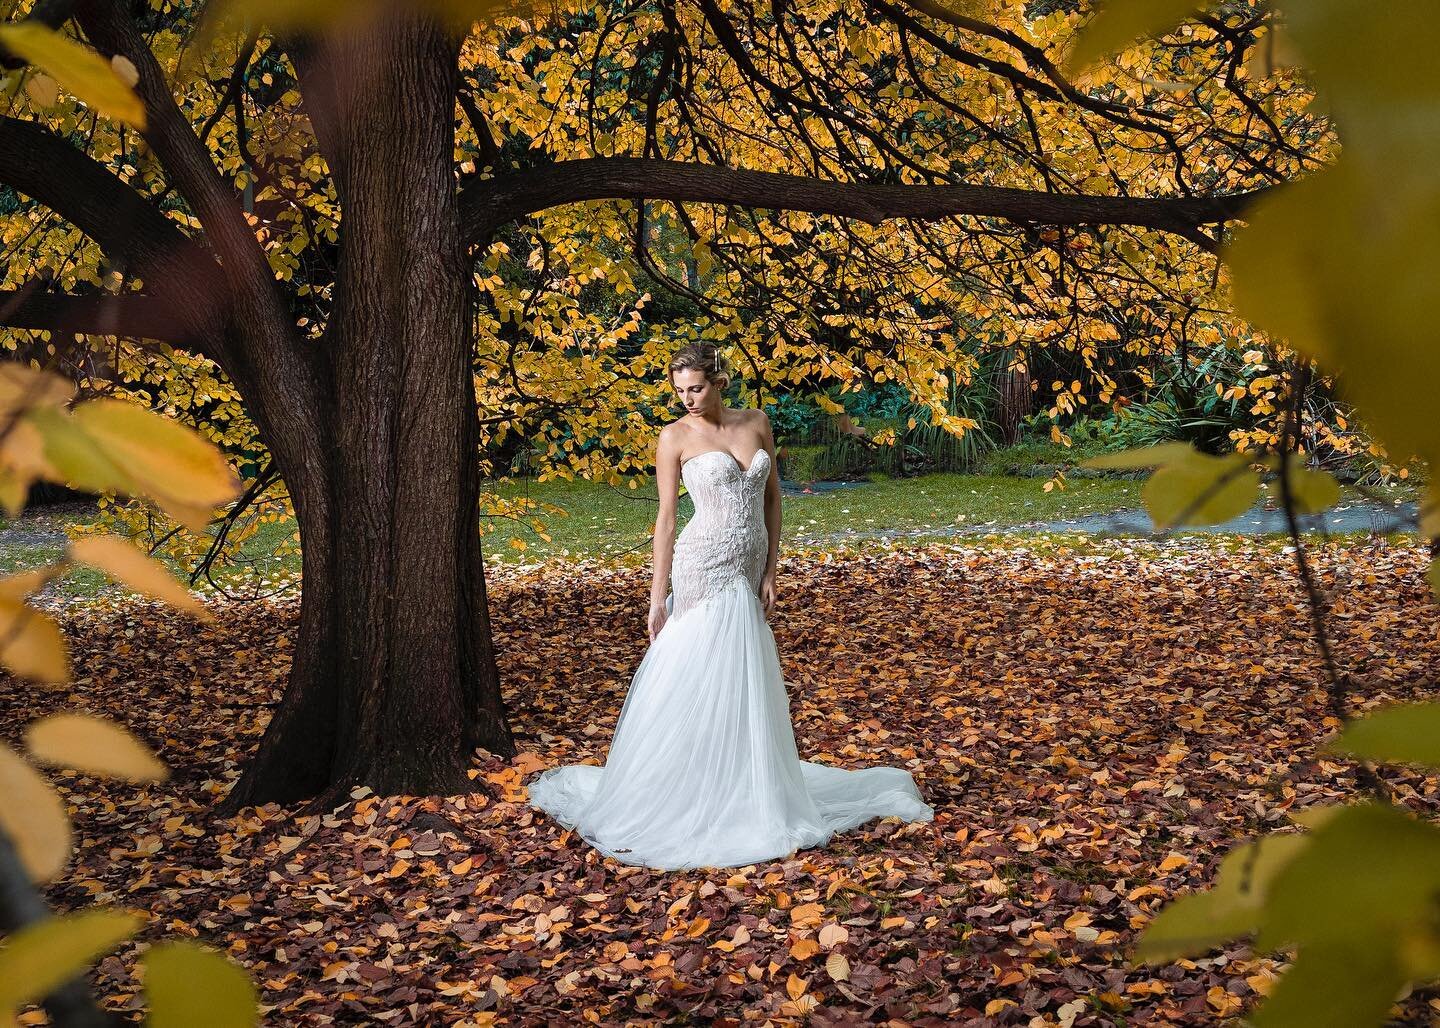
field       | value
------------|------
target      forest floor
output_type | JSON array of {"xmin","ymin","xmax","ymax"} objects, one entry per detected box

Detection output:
[{"xmin": 3, "ymin": 537, "xmax": 1438, "ymax": 1025}]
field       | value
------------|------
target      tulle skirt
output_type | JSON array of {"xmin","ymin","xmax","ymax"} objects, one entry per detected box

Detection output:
[{"xmin": 526, "ymin": 575, "xmax": 934, "ymax": 870}]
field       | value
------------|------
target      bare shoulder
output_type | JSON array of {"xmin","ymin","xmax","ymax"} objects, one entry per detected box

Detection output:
[
  {"xmin": 659, "ymin": 419, "xmax": 693, "ymax": 443},
  {"xmin": 744, "ymin": 407, "xmax": 774, "ymax": 438}
]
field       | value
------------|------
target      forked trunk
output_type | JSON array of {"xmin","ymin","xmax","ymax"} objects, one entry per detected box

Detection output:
[{"xmin": 221, "ymin": 11, "xmax": 514, "ymax": 813}]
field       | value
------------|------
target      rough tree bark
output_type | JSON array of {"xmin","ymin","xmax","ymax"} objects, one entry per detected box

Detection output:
[{"xmin": 219, "ymin": 13, "xmax": 515, "ymax": 810}]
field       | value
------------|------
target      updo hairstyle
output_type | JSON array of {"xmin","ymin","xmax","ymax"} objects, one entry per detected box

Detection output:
[{"xmin": 668, "ymin": 342, "xmax": 732, "ymax": 392}]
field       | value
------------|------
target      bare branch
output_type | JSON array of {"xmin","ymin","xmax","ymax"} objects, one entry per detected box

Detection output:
[
  {"xmin": 0, "ymin": 115, "xmax": 227, "ymax": 347},
  {"xmin": 0, "ymin": 290, "xmax": 206, "ymax": 346},
  {"xmin": 460, "ymin": 156, "xmax": 1270, "ymax": 249}
]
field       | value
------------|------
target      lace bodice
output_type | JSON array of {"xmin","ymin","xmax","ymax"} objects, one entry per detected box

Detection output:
[{"xmin": 669, "ymin": 448, "xmax": 771, "ymax": 619}]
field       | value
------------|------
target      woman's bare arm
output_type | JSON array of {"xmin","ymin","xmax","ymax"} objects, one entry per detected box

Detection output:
[
  {"xmin": 651, "ymin": 426, "xmax": 682, "ymax": 612},
  {"xmin": 758, "ymin": 412, "xmax": 781, "ymax": 580}
]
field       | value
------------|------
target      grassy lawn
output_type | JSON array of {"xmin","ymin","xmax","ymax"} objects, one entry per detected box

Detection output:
[
  {"xmin": 0, "ymin": 466, "xmax": 1419, "ymax": 595},
  {"xmin": 483, "ymin": 471, "xmax": 1145, "ymax": 562}
]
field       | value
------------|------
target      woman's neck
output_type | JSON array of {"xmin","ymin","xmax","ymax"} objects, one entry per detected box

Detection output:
[{"xmin": 686, "ymin": 406, "xmax": 728, "ymax": 428}]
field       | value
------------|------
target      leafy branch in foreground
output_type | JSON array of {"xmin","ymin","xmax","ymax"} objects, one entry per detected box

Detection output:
[
  {"xmin": 0, "ymin": 355, "xmax": 255, "ymax": 1025},
  {"xmin": 1072, "ymin": 0, "xmax": 1440, "ymax": 1024}
]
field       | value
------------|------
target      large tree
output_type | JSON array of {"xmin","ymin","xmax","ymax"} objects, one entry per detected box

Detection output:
[{"xmin": 0, "ymin": 0, "xmax": 1312, "ymax": 809}]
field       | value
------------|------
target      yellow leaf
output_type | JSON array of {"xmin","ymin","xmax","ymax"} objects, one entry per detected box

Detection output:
[
  {"xmin": 0, "ymin": 467, "xmax": 28, "ymax": 516},
  {"xmin": 1082, "ymin": 442, "xmax": 1196, "ymax": 470},
  {"xmin": 144, "ymin": 941, "xmax": 258, "ymax": 1028},
  {"xmin": 69, "ymin": 535, "xmax": 208, "ymax": 617},
  {"xmin": 789, "ymin": 902, "xmax": 823, "ymax": 929},
  {"xmin": 25, "ymin": 712, "xmax": 169, "ymax": 783},
  {"xmin": 0, "ymin": 568, "xmax": 60, "ymax": 601},
  {"xmin": 1228, "ymin": 156, "xmax": 1440, "ymax": 467},
  {"xmin": 817, "ymin": 922, "xmax": 849, "ymax": 949},
  {"xmin": 0, "ymin": 909, "xmax": 144, "ymax": 1012},
  {"xmin": 986, "ymin": 998, "xmax": 1018, "ymax": 1016},
  {"xmin": 1284, "ymin": 466, "xmax": 1342, "ymax": 515},
  {"xmin": 71, "ymin": 400, "xmax": 240, "ymax": 532},
  {"xmin": 785, "ymin": 972, "xmax": 807, "ymax": 1001},
  {"xmin": 0, "ymin": 364, "xmax": 74, "ymax": 419},
  {"xmin": 0, "ymin": 743, "xmax": 73, "ymax": 882},
  {"xmin": 23, "ymin": 72, "xmax": 58, "ymax": 107},
  {"xmin": 109, "ymin": 55, "xmax": 139, "ymax": 87},
  {"xmin": 1066, "ymin": 0, "xmax": 1205, "ymax": 76},
  {"xmin": 1, "ymin": 417, "xmax": 60, "ymax": 486},
  {"xmin": 0, "ymin": 595, "xmax": 68, "ymax": 684},
  {"xmin": 1143, "ymin": 452, "xmax": 1259, "ymax": 530},
  {"xmin": 0, "ymin": 23, "xmax": 146, "ymax": 129},
  {"xmin": 825, "ymin": 951, "xmax": 850, "ymax": 982}
]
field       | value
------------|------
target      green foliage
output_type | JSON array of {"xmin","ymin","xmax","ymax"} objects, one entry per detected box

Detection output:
[
  {"xmin": 1329, "ymin": 703, "xmax": 1440, "ymax": 768},
  {"xmin": 762, "ymin": 394, "xmax": 823, "ymax": 442},
  {"xmin": 779, "ymin": 444, "xmax": 834, "ymax": 483},
  {"xmin": 0, "ymin": 909, "xmax": 144, "ymax": 1013},
  {"xmin": 145, "ymin": 941, "xmax": 259, "ymax": 1028}
]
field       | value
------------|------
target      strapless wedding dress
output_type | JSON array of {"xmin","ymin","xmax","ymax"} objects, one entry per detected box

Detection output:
[{"xmin": 526, "ymin": 447, "xmax": 933, "ymax": 870}]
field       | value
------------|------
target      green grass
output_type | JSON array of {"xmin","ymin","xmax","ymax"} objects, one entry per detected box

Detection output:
[
  {"xmin": 0, "ymin": 463, "xmax": 1420, "ymax": 595},
  {"xmin": 0, "ymin": 509, "xmax": 109, "ymax": 598},
  {"xmin": 480, "ymin": 471, "xmax": 1145, "ymax": 563},
  {"xmin": 0, "ymin": 506, "xmax": 302, "ymax": 601}
]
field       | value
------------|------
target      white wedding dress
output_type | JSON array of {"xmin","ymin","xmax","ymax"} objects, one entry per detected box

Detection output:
[{"xmin": 526, "ymin": 447, "xmax": 934, "ymax": 870}]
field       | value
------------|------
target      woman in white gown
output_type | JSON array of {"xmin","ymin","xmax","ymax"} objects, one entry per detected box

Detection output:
[{"xmin": 527, "ymin": 343, "xmax": 934, "ymax": 870}]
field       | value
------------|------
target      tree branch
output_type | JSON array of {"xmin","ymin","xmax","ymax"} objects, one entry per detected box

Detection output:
[
  {"xmin": 0, "ymin": 290, "xmax": 201, "ymax": 343},
  {"xmin": 460, "ymin": 157, "xmax": 1271, "ymax": 250},
  {"xmin": 75, "ymin": 0, "xmax": 283, "ymax": 324},
  {"xmin": 0, "ymin": 116, "xmax": 227, "ymax": 349}
]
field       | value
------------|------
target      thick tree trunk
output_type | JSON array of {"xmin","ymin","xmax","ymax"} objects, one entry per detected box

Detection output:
[{"xmin": 221, "ymin": 12, "xmax": 513, "ymax": 814}]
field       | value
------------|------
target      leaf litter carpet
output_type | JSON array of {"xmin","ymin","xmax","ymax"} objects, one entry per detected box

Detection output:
[{"xmin": 3, "ymin": 539, "xmax": 1438, "ymax": 1026}]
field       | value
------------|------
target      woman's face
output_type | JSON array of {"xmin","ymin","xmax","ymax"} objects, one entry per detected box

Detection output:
[{"xmin": 672, "ymin": 368, "xmax": 721, "ymax": 416}]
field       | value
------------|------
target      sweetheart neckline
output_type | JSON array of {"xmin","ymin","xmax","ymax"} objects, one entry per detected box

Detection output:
[{"xmin": 681, "ymin": 448, "xmax": 769, "ymax": 475}]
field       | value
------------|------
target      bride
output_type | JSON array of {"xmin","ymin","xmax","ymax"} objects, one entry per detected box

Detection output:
[{"xmin": 526, "ymin": 343, "xmax": 934, "ymax": 870}]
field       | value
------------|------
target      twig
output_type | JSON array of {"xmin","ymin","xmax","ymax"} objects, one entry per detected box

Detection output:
[{"xmin": 1275, "ymin": 364, "xmax": 1387, "ymax": 800}]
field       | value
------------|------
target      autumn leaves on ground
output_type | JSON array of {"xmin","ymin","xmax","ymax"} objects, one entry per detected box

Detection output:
[{"xmin": 2, "ymin": 538, "xmax": 1434, "ymax": 1026}]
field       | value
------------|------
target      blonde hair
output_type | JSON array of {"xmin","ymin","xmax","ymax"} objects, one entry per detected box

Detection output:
[{"xmin": 668, "ymin": 342, "xmax": 732, "ymax": 391}]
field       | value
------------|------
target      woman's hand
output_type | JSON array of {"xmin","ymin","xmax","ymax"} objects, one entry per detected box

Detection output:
[
  {"xmin": 648, "ymin": 601, "xmax": 668, "ymax": 641},
  {"xmin": 760, "ymin": 573, "xmax": 777, "ymax": 615}
]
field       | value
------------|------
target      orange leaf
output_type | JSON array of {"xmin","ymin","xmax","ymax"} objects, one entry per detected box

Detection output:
[
  {"xmin": 789, "ymin": 938, "xmax": 821, "ymax": 961},
  {"xmin": 789, "ymin": 902, "xmax": 822, "ymax": 929}
]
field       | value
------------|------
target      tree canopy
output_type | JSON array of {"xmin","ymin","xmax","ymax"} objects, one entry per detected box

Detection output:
[{"xmin": 0, "ymin": 0, "xmax": 1335, "ymax": 567}]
